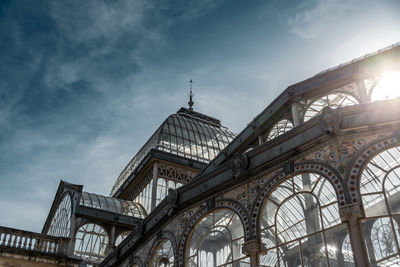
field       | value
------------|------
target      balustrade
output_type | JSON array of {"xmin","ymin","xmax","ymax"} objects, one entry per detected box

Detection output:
[{"xmin": 0, "ymin": 226, "xmax": 68, "ymax": 255}]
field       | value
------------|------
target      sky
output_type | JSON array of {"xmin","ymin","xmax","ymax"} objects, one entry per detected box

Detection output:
[{"xmin": 0, "ymin": 0, "xmax": 399, "ymax": 233}]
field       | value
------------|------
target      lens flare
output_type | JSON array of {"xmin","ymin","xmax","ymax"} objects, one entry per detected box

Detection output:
[{"xmin": 371, "ymin": 71, "xmax": 400, "ymax": 101}]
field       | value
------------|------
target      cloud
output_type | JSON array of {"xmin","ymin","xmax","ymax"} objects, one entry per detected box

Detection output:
[{"xmin": 287, "ymin": 0, "xmax": 355, "ymax": 39}]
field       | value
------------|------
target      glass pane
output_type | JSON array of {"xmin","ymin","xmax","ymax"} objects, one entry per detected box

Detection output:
[
  {"xmin": 385, "ymin": 167, "xmax": 400, "ymax": 214},
  {"xmin": 276, "ymin": 193, "xmax": 321, "ymax": 244},
  {"xmin": 260, "ymin": 248, "xmax": 278, "ymax": 267},
  {"xmin": 278, "ymin": 240, "xmax": 301, "ymax": 267},
  {"xmin": 362, "ymin": 193, "xmax": 388, "ymax": 217},
  {"xmin": 325, "ymin": 224, "xmax": 354, "ymax": 267},
  {"xmin": 362, "ymin": 217, "xmax": 399, "ymax": 265},
  {"xmin": 301, "ymin": 232, "xmax": 327, "ymax": 267}
]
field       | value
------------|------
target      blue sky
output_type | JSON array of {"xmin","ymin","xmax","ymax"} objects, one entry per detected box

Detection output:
[{"xmin": 0, "ymin": 0, "xmax": 399, "ymax": 232}]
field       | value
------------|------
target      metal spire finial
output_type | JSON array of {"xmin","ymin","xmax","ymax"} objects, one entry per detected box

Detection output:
[{"xmin": 188, "ymin": 79, "xmax": 194, "ymax": 111}]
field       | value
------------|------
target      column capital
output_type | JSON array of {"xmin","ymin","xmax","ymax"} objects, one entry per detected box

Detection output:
[
  {"xmin": 242, "ymin": 239, "xmax": 267, "ymax": 256},
  {"xmin": 339, "ymin": 203, "xmax": 364, "ymax": 222}
]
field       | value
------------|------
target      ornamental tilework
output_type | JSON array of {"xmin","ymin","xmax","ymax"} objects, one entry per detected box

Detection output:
[{"xmin": 304, "ymin": 135, "xmax": 382, "ymax": 176}]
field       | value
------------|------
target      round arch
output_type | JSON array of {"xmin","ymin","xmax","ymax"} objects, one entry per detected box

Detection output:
[
  {"xmin": 350, "ymin": 138, "xmax": 400, "ymax": 265},
  {"xmin": 178, "ymin": 199, "xmax": 251, "ymax": 266},
  {"xmin": 346, "ymin": 134, "xmax": 399, "ymax": 205},
  {"xmin": 301, "ymin": 92, "xmax": 359, "ymax": 122},
  {"xmin": 148, "ymin": 231, "xmax": 178, "ymax": 267},
  {"xmin": 255, "ymin": 164, "xmax": 350, "ymax": 266},
  {"xmin": 74, "ymin": 223, "xmax": 110, "ymax": 263},
  {"xmin": 252, "ymin": 161, "xmax": 346, "ymax": 239}
]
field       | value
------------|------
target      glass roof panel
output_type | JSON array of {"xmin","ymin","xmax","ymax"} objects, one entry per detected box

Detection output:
[
  {"xmin": 80, "ymin": 192, "xmax": 147, "ymax": 218},
  {"xmin": 111, "ymin": 108, "xmax": 236, "ymax": 196}
]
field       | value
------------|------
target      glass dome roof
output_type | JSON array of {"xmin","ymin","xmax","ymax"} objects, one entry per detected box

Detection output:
[{"xmin": 110, "ymin": 108, "xmax": 236, "ymax": 196}]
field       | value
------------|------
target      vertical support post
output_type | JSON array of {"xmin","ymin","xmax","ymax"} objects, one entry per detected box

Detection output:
[
  {"xmin": 356, "ymin": 80, "xmax": 368, "ymax": 103},
  {"xmin": 258, "ymin": 135, "xmax": 263, "ymax": 146},
  {"xmin": 151, "ymin": 161, "xmax": 159, "ymax": 211},
  {"xmin": 339, "ymin": 204, "xmax": 370, "ymax": 267},
  {"xmin": 67, "ymin": 214, "xmax": 77, "ymax": 256},
  {"xmin": 110, "ymin": 226, "xmax": 116, "ymax": 246},
  {"xmin": 242, "ymin": 239, "xmax": 266, "ymax": 267},
  {"xmin": 291, "ymin": 102, "xmax": 300, "ymax": 127}
]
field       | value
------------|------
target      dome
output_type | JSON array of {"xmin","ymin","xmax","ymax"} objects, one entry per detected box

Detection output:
[{"xmin": 110, "ymin": 107, "xmax": 236, "ymax": 196}]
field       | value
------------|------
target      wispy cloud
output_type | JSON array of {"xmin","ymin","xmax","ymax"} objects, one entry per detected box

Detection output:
[{"xmin": 287, "ymin": 0, "xmax": 355, "ymax": 39}]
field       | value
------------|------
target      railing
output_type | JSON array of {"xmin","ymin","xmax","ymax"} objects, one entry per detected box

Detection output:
[{"xmin": 0, "ymin": 226, "xmax": 68, "ymax": 255}]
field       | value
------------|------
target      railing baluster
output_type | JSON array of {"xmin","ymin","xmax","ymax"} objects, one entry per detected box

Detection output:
[{"xmin": 0, "ymin": 226, "xmax": 69, "ymax": 256}]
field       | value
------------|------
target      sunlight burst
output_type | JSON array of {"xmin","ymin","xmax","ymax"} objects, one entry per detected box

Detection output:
[{"xmin": 371, "ymin": 71, "xmax": 400, "ymax": 101}]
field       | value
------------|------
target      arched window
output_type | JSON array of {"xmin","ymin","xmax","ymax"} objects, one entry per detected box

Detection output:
[
  {"xmin": 360, "ymin": 146, "xmax": 400, "ymax": 265},
  {"xmin": 259, "ymin": 173, "xmax": 353, "ymax": 266},
  {"xmin": 150, "ymin": 239, "xmax": 175, "ymax": 267},
  {"xmin": 47, "ymin": 193, "xmax": 72, "ymax": 237},
  {"xmin": 74, "ymin": 223, "xmax": 109, "ymax": 263},
  {"xmin": 303, "ymin": 93, "xmax": 358, "ymax": 122},
  {"xmin": 186, "ymin": 209, "xmax": 250, "ymax": 266},
  {"xmin": 266, "ymin": 119, "xmax": 294, "ymax": 142}
]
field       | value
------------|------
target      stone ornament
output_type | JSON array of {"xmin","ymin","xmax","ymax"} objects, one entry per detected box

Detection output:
[
  {"xmin": 339, "ymin": 204, "xmax": 363, "ymax": 221},
  {"xmin": 166, "ymin": 188, "xmax": 178, "ymax": 216},
  {"xmin": 242, "ymin": 239, "xmax": 267, "ymax": 256},
  {"xmin": 318, "ymin": 106, "xmax": 342, "ymax": 134},
  {"xmin": 232, "ymin": 153, "xmax": 249, "ymax": 178}
]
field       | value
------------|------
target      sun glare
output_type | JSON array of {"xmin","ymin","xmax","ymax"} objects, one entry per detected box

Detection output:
[{"xmin": 371, "ymin": 71, "xmax": 400, "ymax": 101}]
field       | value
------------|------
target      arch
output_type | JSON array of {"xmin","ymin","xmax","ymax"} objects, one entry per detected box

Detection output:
[
  {"xmin": 302, "ymin": 92, "xmax": 359, "ymax": 122},
  {"xmin": 148, "ymin": 231, "xmax": 178, "ymax": 267},
  {"xmin": 346, "ymin": 134, "xmax": 399, "ymax": 204},
  {"xmin": 256, "ymin": 166, "xmax": 349, "ymax": 266},
  {"xmin": 355, "ymin": 140, "xmax": 400, "ymax": 265},
  {"xmin": 252, "ymin": 162, "xmax": 346, "ymax": 239},
  {"xmin": 47, "ymin": 192, "xmax": 72, "ymax": 237},
  {"xmin": 74, "ymin": 223, "xmax": 110, "ymax": 263},
  {"xmin": 178, "ymin": 199, "xmax": 251, "ymax": 266}
]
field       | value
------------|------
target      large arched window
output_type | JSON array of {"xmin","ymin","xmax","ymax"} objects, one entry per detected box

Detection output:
[
  {"xmin": 47, "ymin": 193, "xmax": 72, "ymax": 237},
  {"xmin": 186, "ymin": 209, "xmax": 250, "ymax": 266},
  {"xmin": 259, "ymin": 173, "xmax": 354, "ymax": 266},
  {"xmin": 360, "ymin": 146, "xmax": 400, "ymax": 265},
  {"xmin": 150, "ymin": 238, "xmax": 175, "ymax": 267},
  {"xmin": 74, "ymin": 223, "xmax": 109, "ymax": 263},
  {"xmin": 303, "ymin": 93, "xmax": 358, "ymax": 122}
]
